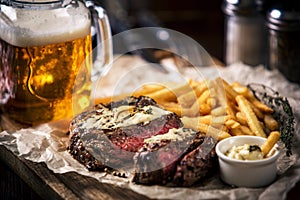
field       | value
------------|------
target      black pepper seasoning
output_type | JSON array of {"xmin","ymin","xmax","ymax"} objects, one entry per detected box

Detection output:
[{"xmin": 266, "ymin": 0, "xmax": 300, "ymax": 83}]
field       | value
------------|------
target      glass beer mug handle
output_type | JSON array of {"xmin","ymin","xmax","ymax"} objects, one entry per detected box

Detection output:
[{"xmin": 85, "ymin": 1, "xmax": 113, "ymax": 80}]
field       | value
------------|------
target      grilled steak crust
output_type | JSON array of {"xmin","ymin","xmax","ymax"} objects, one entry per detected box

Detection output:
[
  {"xmin": 172, "ymin": 136, "xmax": 217, "ymax": 186},
  {"xmin": 67, "ymin": 96, "xmax": 217, "ymax": 186},
  {"xmin": 132, "ymin": 131, "xmax": 217, "ymax": 186},
  {"xmin": 68, "ymin": 132, "xmax": 106, "ymax": 170}
]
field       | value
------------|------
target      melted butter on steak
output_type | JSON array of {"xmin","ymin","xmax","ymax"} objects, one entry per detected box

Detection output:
[
  {"xmin": 144, "ymin": 128, "xmax": 196, "ymax": 143},
  {"xmin": 80, "ymin": 104, "xmax": 171, "ymax": 130}
]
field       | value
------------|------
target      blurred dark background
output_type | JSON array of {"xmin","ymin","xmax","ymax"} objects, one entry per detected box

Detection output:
[
  {"xmin": 101, "ymin": 0, "xmax": 225, "ymax": 62},
  {"xmin": 148, "ymin": 0, "xmax": 225, "ymax": 61}
]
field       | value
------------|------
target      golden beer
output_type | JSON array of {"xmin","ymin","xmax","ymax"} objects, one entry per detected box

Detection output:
[
  {"xmin": 0, "ymin": 36, "xmax": 92, "ymax": 124},
  {"xmin": 0, "ymin": 1, "xmax": 93, "ymax": 125}
]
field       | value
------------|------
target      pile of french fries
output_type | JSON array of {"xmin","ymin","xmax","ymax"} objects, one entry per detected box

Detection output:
[{"xmin": 95, "ymin": 77, "xmax": 280, "ymax": 143}]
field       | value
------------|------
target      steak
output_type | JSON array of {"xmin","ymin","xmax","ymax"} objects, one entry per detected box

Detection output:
[
  {"xmin": 132, "ymin": 129, "xmax": 217, "ymax": 186},
  {"xmin": 67, "ymin": 96, "xmax": 217, "ymax": 186}
]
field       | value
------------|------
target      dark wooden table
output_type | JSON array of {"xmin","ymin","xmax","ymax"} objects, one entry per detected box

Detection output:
[{"xmin": 0, "ymin": 145, "xmax": 149, "ymax": 200}]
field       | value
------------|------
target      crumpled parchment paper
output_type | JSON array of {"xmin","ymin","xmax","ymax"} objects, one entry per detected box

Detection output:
[{"xmin": 1, "ymin": 56, "xmax": 299, "ymax": 200}]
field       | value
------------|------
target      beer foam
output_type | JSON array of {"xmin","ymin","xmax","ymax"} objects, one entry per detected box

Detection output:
[{"xmin": 0, "ymin": 2, "xmax": 91, "ymax": 47}]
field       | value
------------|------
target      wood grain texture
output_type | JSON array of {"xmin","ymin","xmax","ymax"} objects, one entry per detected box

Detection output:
[
  {"xmin": 0, "ymin": 146, "xmax": 148, "ymax": 200},
  {"xmin": 0, "ymin": 161, "xmax": 42, "ymax": 200}
]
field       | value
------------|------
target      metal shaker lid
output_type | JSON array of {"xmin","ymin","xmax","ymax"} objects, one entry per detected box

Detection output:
[
  {"xmin": 222, "ymin": 0, "xmax": 260, "ymax": 16},
  {"xmin": 267, "ymin": 1, "xmax": 300, "ymax": 31}
]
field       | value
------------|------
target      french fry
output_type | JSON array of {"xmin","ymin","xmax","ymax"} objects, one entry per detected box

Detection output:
[
  {"xmin": 236, "ymin": 95, "xmax": 267, "ymax": 138},
  {"xmin": 212, "ymin": 115, "xmax": 227, "ymax": 125},
  {"xmin": 225, "ymin": 119, "xmax": 240, "ymax": 129},
  {"xmin": 181, "ymin": 116, "xmax": 198, "ymax": 128},
  {"xmin": 236, "ymin": 112, "xmax": 248, "ymax": 125},
  {"xmin": 177, "ymin": 80, "xmax": 209, "ymax": 107},
  {"xmin": 189, "ymin": 115, "xmax": 212, "ymax": 124},
  {"xmin": 232, "ymin": 82, "xmax": 249, "ymax": 96},
  {"xmin": 162, "ymin": 102, "xmax": 210, "ymax": 118},
  {"xmin": 95, "ymin": 84, "xmax": 166, "ymax": 104},
  {"xmin": 190, "ymin": 89, "xmax": 212, "ymax": 116},
  {"xmin": 261, "ymin": 131, "xmax": 280, "ymax": 156},
  {"xmin": 219, "ymin": 78, "xmax": 238, "ymax": 100},
  {"xmin": 181, "ymin": 117, "xmax": 231, "ymax": 141},
  {"xmin": 250, "ymin": 103, "xmax": 264, "ymax": 120},
  {"xmin": 196, "ymin": 115, "xmax": 212, "ymax": 125},
  {"xmin": 225, "ymin": 102, "xmax": 237, "ymax": 119},
  {"xmin": 199, "ymin": 104, "xmax": 211, "ymax": 115},
  {"xmin": 252, "ymin": 100, "xmax": 274, "ymax": 114},
  {"xmin": 186, "ymin": 115, "xmax": 231, "ymax": 126},
  {"xmin": 192, "ymin": 80, "xmax": 209, "ymax": 96},
  {"xmin": 264, "ymin": 114, "xmax": 279, "ymax": 131},
  {"xmin": 140, "ymin": 83, "xmax": 166, "ymax": 92},
  {"xmin": 208, "ymin": 116, "xmax": 227, "ymax": 130},
  {"xmin": 177, "ymin": 91, "xmax": 198, "ymax": 108},
  {"xmin": 230, "ymin": 124, "xmax": 255, "ymax": 136},
  {"xmin": 189, "ymin": 103, "xmax": 200, "ymax": 117},
  {"xmin": 147, "ymin": 82, "xmax": 192, "ymax": 103},
  {"xmin": 207, "ymin": 80, "xmax": 217, "ymax": 98},
  {"xmin": 189, "ymin": 103, "xmax": 211, "ymax": 117},
  {"xmin": 211, "ymin": 106, "xmax": 226, "ymax": 116},
  {"xmin": 207, "ymin": 97, "xmax": 218, "ymax": 110},
  {"xmin": 245, "ymin": 90, "xmax": 274, "ymax": 114},
  {"xmin": 202, "ymin": 123, "xmax": 231, "ymax": 141},
  {"xmin": 197, "ymin": 89, "xmax": 210, "ymax": 105},
  {"xmin": 230, "ymin": 127, "xmax": 244, "ymax": 136},
  {"xmin": 214, "ymin": 78, "xmax": 227, "ymax": 106},
  {"xmin": 187, "ymin": 78, "xmax": 202, "ymax": 88},
  {"xmin": 239, "ymin": 125, "xmax": 255, "ymax": 135},
  {"xmin": 161, "ymin": 102, "xmax": 183, "ymax": 116}
]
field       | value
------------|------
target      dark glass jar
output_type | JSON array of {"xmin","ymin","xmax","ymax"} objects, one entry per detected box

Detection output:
[
  {"xmin": 222, "ymin": 0, "xmax": 267, "ymax": 66},
  {"xmin": 266, "ymin": 1, "xmax": 300, "ymax": 83}
]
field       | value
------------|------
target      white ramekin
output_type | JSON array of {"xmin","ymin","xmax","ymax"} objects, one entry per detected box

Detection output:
[{"xmin": 216, "ymin": 135, "xmax": 280, "ymax": 187}]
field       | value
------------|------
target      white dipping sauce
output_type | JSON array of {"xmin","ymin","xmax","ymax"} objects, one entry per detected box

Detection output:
[{"xmin": 225, "ymin": 144, "xmax": 264, "ymax": 160}]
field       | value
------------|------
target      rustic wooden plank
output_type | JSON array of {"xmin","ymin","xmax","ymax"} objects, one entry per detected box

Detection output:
[
  {"xmin": 58, "ymin": 172, "xmax": 149, "ymax": 200},
  {"xmin": 0, "ymin": 161, "xmax": 42, "ymax": 200},
  {"xmin": 0, "ymin": 145, "xmax": 149, "ymax": 200},
  {"xmin": 0, "ymin": 146, "xmax": 78, "ymax": 200}
]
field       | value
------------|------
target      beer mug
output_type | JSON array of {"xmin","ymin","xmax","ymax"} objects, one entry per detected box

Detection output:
[{"xmin": 0, "ymin": 0, "xmax": 112, "ymax": 125}]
